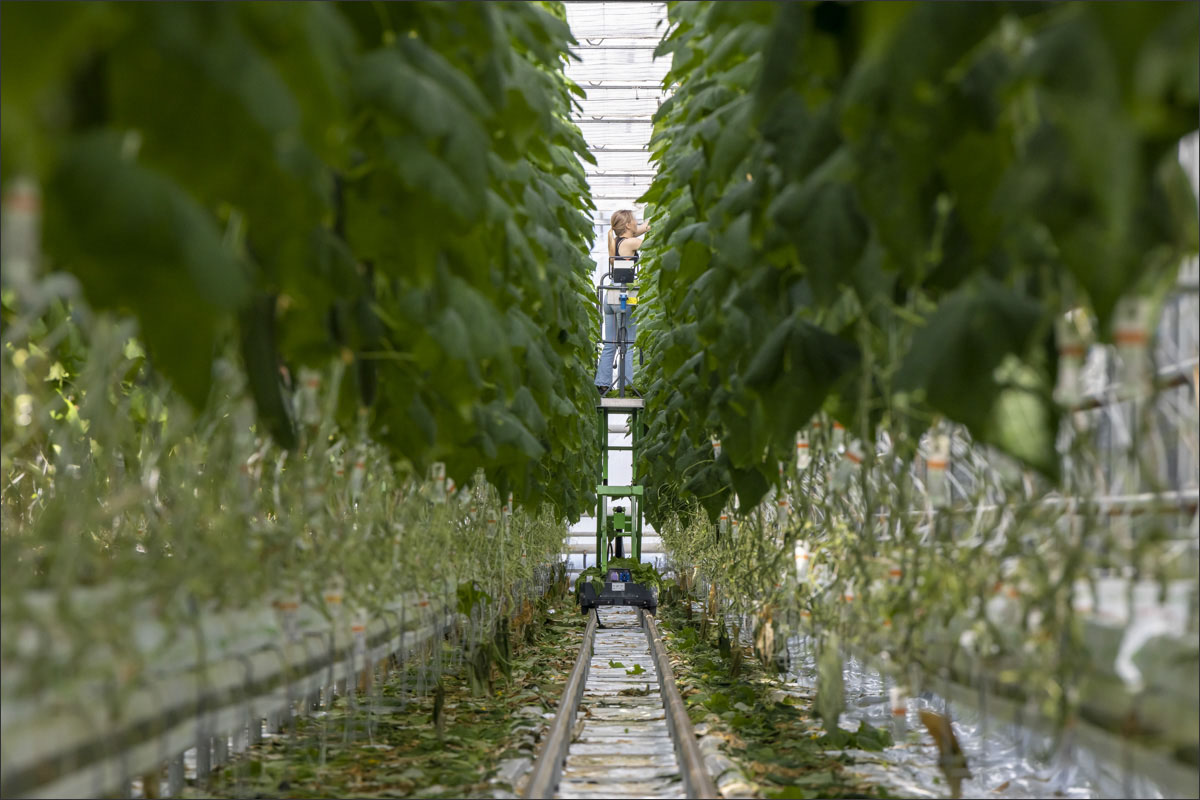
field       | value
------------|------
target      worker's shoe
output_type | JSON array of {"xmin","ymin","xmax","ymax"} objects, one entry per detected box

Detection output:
[{"xmin": 596, "ymin": 384, "xmax": 610, "ymax": 396}]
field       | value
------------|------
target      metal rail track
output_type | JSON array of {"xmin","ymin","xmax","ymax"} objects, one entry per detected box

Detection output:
[{"xmin": 524, "ymin": 607, "xmax": 717, "ymax": 799}]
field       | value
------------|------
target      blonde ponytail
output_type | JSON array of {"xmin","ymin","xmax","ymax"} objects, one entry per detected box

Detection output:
[{"xmin": 610, "ymin": 209, "xmax": 635, "ymax": 238}]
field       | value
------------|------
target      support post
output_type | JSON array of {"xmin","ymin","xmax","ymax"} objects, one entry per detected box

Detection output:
[
  {"xmin": 249, "ymin": 716, "xmax": 263, "ymax": 745},
  {"xmin": 167, "ymin": 756, "xmax": 184, "ymax": 797},
  {"xmin": 633, "ymin": 496, "xmax": 642, "ymax": 561},
  {"xmin": 616, "ymin": 306, "xmax": 627, "ymax": 397},
  {"xmin": 212, "ymin": 733, "xmax": 228, "ymax": 768},
  {"xmin": 631, "ymin": 407, "xmax": 643, "ymax": 561},
  {"xmin": 194, "ymin": 736, "xmax": 211, "ymax": 783}
]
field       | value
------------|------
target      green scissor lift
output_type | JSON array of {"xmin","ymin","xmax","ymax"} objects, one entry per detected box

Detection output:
[
  {"xmin": 595, "ymin": 395, "xmax": 646, "ymax": 572},
  {"xmin": 580, "ymin": 262, "xmax": 656, "ymax": 612}
]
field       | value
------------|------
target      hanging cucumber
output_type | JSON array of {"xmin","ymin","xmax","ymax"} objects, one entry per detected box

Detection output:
[
  {"xmin": 239, "ymin": 292, "xmax": 298, "ymax": 451},
  {"xmin": 326, "ymin": 302, "xmax": 348, "ymax": 345},
  {"xmin": 355, "ymin": 260, "xmax": 383, "ymax": 408},
  {"xmin": 327, "ymin": 170, "xmax": 378, "ymax": 409}
]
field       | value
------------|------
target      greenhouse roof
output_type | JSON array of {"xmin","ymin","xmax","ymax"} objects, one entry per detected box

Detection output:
[{"xmin": 565, "ymin": 2, "xmax": 670, "ymax": 279}]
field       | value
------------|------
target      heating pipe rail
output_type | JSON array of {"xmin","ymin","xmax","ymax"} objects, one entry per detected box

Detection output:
[{"xmin": 524, "ymin": 607, "xmax": 717, "ymax": 799}]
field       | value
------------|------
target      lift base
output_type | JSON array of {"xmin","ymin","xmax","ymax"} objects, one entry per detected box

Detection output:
[{"xmin": 578, "ymin": 581, "xmax": 656, "ymax": 614}]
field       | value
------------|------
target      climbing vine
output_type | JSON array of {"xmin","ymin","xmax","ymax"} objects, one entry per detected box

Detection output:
[
  {"xmin": 3, "ymin": 1, "xmax": 600, "ymax": 516},
  {"xmin": 639, "ymin": 0, "xmax": 1199, "ymax": 755},
  {"xmin": 638, "ymin": 1, "xmax": 1197, "ymax": 519},
  {"xmin": 0, "ymin": 1, "xmax": 602, "ymax": 747}
]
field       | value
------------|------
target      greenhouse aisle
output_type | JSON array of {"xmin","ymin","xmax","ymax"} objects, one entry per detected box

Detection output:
[{"xmin": 562, "ymin": 1, "xmax": 670, "ymax": 580}]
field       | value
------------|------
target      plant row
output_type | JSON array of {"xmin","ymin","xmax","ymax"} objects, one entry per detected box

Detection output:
[
  {"xmin": 637, "ymin": 1, "xmax": 1197, "ymax": 521},
  {"xmin": 638, "ymin": 1, "xmax": 1198, "ymax": 755},
  {"xmin": 2, "ymin": 1, "xmax": 601, "ymax": 517}
]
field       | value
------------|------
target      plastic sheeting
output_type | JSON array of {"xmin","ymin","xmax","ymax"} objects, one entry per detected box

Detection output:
[
  {"xmin": 781, "ymin": 632, "xmax": 1177, "ymax": 799},
  {"xmin": 790, "ymin": 641, "xmax": 1185, "ymax": 799},
  {"xmin": 700, "ymin": 604, "xmax": 1187, "ymax": 799}
]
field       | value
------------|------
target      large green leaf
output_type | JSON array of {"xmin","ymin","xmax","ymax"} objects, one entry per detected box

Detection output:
[
  {"xmin": 107, "ymin": 4, "xmax": 329, "ymax": 281},
  {"xmin": 769, "ymin": 149, "xmax": 868, "ymax": 303},
  {"xmin": 45, "ymin": 132, "xmax": 249, "ymax": 408},
  {"xmin": 896, "ymin": 278, "xmax": 1057, "ymax": 477}
]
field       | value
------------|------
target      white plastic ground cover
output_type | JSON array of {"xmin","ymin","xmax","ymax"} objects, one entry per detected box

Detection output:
[
  {"xmin": 707, "ymin": 601, "xmax": 1197, "ymax": 800},
  {"xmin": 4, "ymin": 612, "xmax": 448, "ymax": 798},
  {"xmin": 0, "ymin": 583, "xmax": 459, "ymax": 798},
  {"xmin": 24, "ymin": 621, "xmax": 445, "ymax": 800},
  {"xmin": 784, "ymin": 640, "xmax": 1199, "ymax": 800}
]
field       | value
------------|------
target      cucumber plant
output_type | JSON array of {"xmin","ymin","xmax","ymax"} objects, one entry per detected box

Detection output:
[
  {"xmin": 2, "ymin": 1, "xmax": 601, "ymax": 519},
  {"xmin": 639, "ymin": 0, "xmax": 1198, "ymax": 748},
  {"xmin": 638, "ymin": 1, "xmax": 1197, "ymax": 520},
  {"xmin": 0, "ymin": 1, "xmax": 600, "ymax": 722}
]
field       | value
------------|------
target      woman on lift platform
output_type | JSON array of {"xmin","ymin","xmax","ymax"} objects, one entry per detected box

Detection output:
[{"xmin": 595, "ymin": 209, "xmax": 649, "ymax": 396}]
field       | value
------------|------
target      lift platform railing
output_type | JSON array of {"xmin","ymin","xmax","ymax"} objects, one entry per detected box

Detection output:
[{"xmin": 595, "ymin": 257, "xmax": 642, "ymax": 399}]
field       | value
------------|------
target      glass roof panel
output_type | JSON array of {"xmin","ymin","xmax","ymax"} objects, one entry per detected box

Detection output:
[
  {"xmin": 576, "ymin": 120, "xmax": 654, "ymax": 140},
  {"xmin": 566, "ymin": 3, "xmax": 670, "ymax": 39},
  {"xmin": 582, "ymin": 150, "xmax": 655, "ymax": 174},
  {"xmin": 576, "ymin": 95, "xmax": 660, "ymax": 118},
  {"xmin": 565, "ymin": 1, "xmax": 670, "ymax": 284}
]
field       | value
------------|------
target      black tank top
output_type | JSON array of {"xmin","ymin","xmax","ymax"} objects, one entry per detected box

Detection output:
[{"xmin": 614, "ymin": 236, "xmax": 639, "ymax": 262}]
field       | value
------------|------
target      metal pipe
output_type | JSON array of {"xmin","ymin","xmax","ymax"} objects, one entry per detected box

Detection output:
[
  {"xmin": 572, "ymin": 43, "xmax": 664, "ymax": 49},
  {"xmin": 1070, "ymin": 358, "xmax": 1197, "ymax": 411},
  {"xmin": 632, "ymin": 408, "xmax": 643, "ymax": 562},
  {"xmin": 572, "ymin": 117, "xmax": 656, "ymax": 123},
  {"xmin": 523, "ymin": 611, "xmax": 598, "ymax": 799},
  {"xmin": 617, "ymin": 306, "xmax": 628, "ymax": 397},
  {"xmin": 642, "ymin": 611, "xmax": 719, "ymax": 799},
  {"xmin": 576, "ymin": 83, "xmax": 669, "ymax": 90},
  {"xmin": 564, "ymin": 543, "xmax": 665, "ymax": 555},
  {"xmin": 873, "ymin": 488, "xmax": 1200, "ymax": 521}
]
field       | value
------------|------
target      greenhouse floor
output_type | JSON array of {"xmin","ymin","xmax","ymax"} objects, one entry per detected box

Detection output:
[
  {"xmin": 166, "ymin": 593, "xmax": 950, "ymax": 800},
  {"xmin": 157, "ymin": 593, "xmax": 1193, "ymax": 800},
  {"xmin": 185, "ymin": 597, "xmax": 587, "ymax": 800}
]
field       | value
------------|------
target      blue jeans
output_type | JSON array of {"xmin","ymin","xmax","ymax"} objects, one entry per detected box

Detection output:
[{"xmin": 595, "ymin": 302, "xmax": 636, "ymax": 388}]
